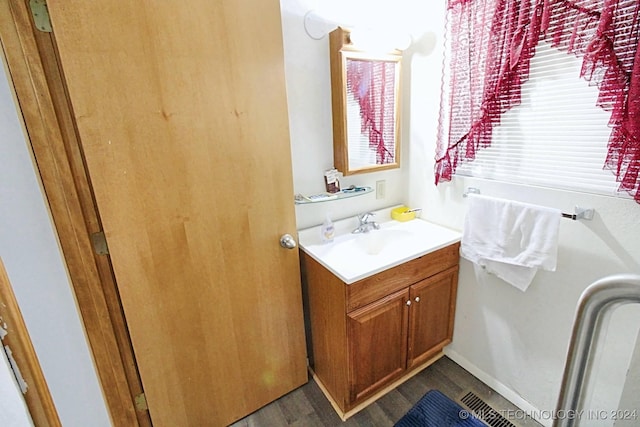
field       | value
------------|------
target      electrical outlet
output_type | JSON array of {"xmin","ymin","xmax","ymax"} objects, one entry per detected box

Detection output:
[{"xmin": 376, "ymin": 180, "xmax": 386, "ymax": 199}]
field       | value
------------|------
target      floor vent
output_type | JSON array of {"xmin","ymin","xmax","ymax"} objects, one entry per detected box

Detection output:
[{"xmin": 460, "ymin": 391, "xmax": 516, "ymax": 427}]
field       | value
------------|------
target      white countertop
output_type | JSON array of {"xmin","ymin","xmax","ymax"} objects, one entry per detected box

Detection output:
[{"xmin": 298, "ymin": 211, "xmax": 461, "ymax": 284}]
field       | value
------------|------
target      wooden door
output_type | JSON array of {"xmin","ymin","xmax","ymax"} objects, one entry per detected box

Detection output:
[
  {"xmin": 45, "ymin": 1, "xmax": 307, "ymax": 425},
  {"xmin": 347, "ymin": 289, "xmax": 408, "ymax": 404},
  {"xmin": 407, "ymin": 267, "xmax": 459, "ymax": 369}
]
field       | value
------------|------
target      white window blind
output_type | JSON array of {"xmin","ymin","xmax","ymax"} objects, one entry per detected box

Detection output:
[{"xmin": 452, "ymin": 40, "xmax": 626, "ymax": 198}]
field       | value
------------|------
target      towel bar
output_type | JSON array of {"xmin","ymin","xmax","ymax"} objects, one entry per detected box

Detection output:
[
  {"xmin": 463, "ymin": 187, "xmax": 595, "ymax": 221},
  {"xmin": 561, "ymin": 208, "xmax": 595, "ymax": 221}
]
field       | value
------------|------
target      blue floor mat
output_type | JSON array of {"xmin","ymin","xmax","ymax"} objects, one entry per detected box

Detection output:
[{"xmin": 395, "ymin": 390, "xmax": 486, "ymax": 427}]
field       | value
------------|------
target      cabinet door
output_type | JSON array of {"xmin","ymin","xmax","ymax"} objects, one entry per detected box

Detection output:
[
  {"xmin": 347, "ymin": 289, "xmax": 409, "ymax": 404},
  {"xmin": 407, "ymin": 266, "xmax": 459, "ymax": 369}
]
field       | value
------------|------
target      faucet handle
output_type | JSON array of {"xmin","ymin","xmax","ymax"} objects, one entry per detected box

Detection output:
[{"xmin": 358, "ymin": 212, "xmax": 375, "ymax": 224}]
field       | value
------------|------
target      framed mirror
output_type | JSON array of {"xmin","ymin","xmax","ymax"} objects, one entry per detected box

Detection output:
[{"xmin": 329, "ymin": 27, "xmax": 402, "ymax": 175}]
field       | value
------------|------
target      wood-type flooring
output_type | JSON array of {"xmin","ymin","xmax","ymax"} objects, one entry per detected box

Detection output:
[{"xmin": 231, "ymin": 356, "xmax": 543, "ymax": 427}]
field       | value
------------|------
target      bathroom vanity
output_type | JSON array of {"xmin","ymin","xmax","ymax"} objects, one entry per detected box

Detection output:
[{"xmin": 298, "ymin": 213, "xmax": 461, "ymax": 419}]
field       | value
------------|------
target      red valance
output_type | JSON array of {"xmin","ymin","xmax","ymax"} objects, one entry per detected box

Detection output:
[{"xmin": 436, "ymin": 0, "xmax": 640, "ymax": 203}]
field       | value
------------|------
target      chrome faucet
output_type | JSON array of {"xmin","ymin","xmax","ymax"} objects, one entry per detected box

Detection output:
[{"xmin": 352, "ymin": 212, "xmax": 380, "ymax": 234}]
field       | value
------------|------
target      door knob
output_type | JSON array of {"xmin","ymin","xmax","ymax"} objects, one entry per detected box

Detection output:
[{"xmin": 280, "ymin": 234, "xmax": 297, "ymax": 249}]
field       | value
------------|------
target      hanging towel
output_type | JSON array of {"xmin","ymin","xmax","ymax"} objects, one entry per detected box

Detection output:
[{"xmin": 461, "ymin": 194, "xmax": 561, "ymax": 291}]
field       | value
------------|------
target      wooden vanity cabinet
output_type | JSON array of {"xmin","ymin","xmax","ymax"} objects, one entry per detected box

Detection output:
[{"xmin": 302, "ymin": 242, "xmax": 460, "ymax": 418}]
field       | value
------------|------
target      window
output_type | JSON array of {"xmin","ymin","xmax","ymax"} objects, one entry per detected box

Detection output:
[
  {"xmin": 436, "ymin": 0, "xmax": 640, "ymax": 202},
  {"xmin": 455, "ymin": 40, "xmax": 618, "ymax": 196}
]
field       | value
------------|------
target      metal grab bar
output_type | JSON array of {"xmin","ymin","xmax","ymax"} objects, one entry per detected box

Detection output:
[{"xmin": 554, "ymin": 274, "xmax": 640, "ymax": 427}]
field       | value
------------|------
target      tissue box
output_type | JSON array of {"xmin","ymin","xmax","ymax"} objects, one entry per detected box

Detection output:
[{"xmin": 391, "ymin": 206, "xmax": 416, "ymax": 222}]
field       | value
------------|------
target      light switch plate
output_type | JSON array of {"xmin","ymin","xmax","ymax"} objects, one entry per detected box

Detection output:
[{"xmin": 376, "ymin": 180, "xmax": 386, "ymax": 199}]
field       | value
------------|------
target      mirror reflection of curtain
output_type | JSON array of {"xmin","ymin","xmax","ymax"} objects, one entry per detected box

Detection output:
[{"xmin": 346, "ymin": 58, "xmax": 396, "ymax": 166}]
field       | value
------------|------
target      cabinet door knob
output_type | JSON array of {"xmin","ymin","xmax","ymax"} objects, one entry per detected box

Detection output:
[
  {"xmin": 414, "ymin": 296, "xmax": 420, "ymax": 303},
  {"xmin": 406, "ymin": 300, "xmax": 411, "ymax": 306}
]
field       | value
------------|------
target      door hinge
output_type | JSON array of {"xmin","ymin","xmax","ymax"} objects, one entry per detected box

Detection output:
[
  {"xmin": 90, "ymin": 231, "xmax": 109, "ymax": 255},
  {"xmin": 134, "ymin": 392, "xmax": 148, "ymax": 412},
  {"xmin": 29, "ymin": 0, "xmax": 52, "ymax": 33}
]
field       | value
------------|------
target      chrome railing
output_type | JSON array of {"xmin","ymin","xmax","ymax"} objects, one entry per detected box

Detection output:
[{"xmin": 554, "ymin": 274, "xmax": 640, "ymax": 427}]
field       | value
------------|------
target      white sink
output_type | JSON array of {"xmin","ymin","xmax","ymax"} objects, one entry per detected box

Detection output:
[{"xmin": 298, "ymin": 211, "xmax": 461, "ymax": 284}]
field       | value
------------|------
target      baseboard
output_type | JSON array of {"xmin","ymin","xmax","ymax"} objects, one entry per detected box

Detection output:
[{"xmin": 445, "ymin": 348, "xmax": 552, "ymax": 427}]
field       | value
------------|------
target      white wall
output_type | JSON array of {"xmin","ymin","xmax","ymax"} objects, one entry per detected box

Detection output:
[
  {"xmin": 281, "ymin": 0, "xmax": 410, "ymax": 230},
  {"xmin": 281, "ymin": 1, "xmax": 640, "ymax": 427},
  {"xmin": 0, "ymin": 348, "xmax": 33, "ymax": 427},
  {"xmin": 615, "ymin": 329, "xmax": 640, "ymax": 427},
  {"xmin": 0, "ymin": 59, "xmax": 111, "ymax": 426}
]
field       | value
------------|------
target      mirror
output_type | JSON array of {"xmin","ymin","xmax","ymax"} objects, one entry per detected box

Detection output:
[{"xmin": 329, "ymin": 28, "xmax": 402, "ymax": 175}]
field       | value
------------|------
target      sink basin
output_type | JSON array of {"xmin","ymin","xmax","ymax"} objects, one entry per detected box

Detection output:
[
  {"xmin": 353, "ymin": 228, "xmax": 413, "ymax": 255},
  {"xmin": 298, "ymin": 213, "xmax": 461, "ymax": 284}
]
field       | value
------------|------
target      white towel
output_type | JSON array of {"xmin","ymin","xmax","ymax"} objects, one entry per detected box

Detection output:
[{"xmin": 461, "ymin": 194, "xmax": 561, "ymax": 291}]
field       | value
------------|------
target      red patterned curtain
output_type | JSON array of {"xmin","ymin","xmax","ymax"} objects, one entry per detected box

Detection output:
[{"xmin": 435, "ymin": 0, "xmax": 640, "ymax": 203}]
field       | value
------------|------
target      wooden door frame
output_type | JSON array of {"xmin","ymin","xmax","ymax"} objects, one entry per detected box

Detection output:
[
  {"xmin": 0, "ymin": 1, "xmax": 149, "ymax": 425},
  {"xmin": 0, "ymin": 257, "xmax": 61, "ymax": 427}
]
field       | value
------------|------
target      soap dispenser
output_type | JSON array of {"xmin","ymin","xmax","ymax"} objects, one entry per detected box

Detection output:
[{"xmin": 320, "ymin": 213, "xmax": 335, "ymax": 244}]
